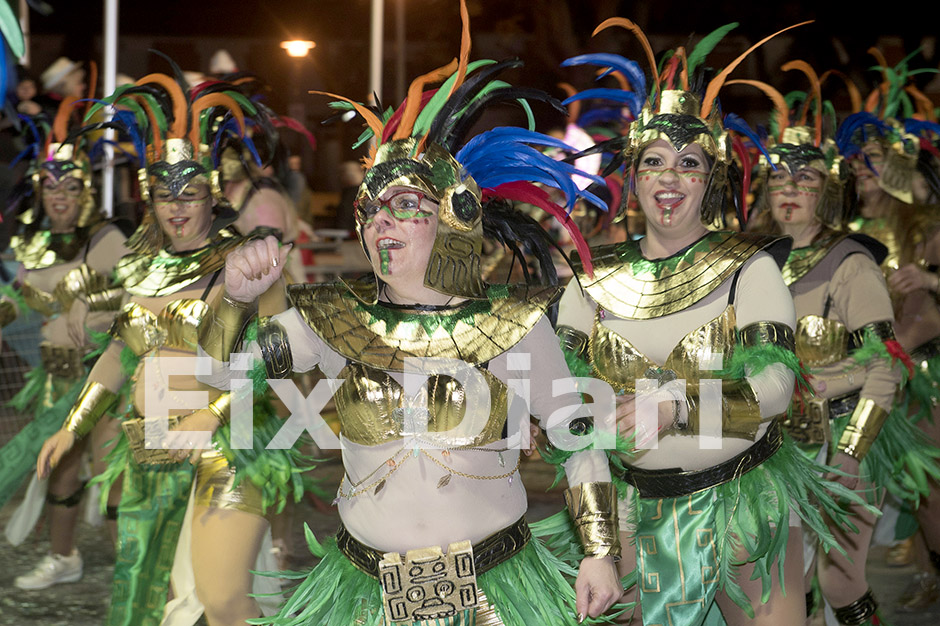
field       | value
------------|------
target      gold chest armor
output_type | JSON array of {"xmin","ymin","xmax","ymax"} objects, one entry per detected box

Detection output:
[
  {"xmin": 111, "ymin": 299, "xmax": 209, "ymax": 356},
  {"xmin": 334, "ymin": 361, "xmax": 509, "ymax": 447},
  {"xmin": 849, "ymin": 218, "xmax": 899, "ymax": 273},
  {"xmin": 590, "ymin": 304, "xmax": 738, "ymax": 395},
  {"xmin": 795, "ymin": 315, "xmax": 848, "ymax": 368},
  {"xmin": 20, "ymin": 264, "xmax": 110, "ymax": 317}
]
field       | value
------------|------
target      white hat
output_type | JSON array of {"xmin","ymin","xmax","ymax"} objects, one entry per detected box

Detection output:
[
  {"xmin": 40, "ymin": 57, "xmax": 82, "ymax": 91},
  {"xmin": 209, "ymin": 49, "xmax": 238, "ymax": 75}
]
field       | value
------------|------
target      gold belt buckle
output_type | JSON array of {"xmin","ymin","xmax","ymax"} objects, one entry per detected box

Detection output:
[
  {"xmin": 378, "ymin": 540, "xmax": 480, "ymax": 624},
  {"xmin": 783, "ymin": 398, "xmax": 830, "ymax": 445},
  {"xmin": 121, "ymin": 415, "xmax": 183, "ymax": 464}
]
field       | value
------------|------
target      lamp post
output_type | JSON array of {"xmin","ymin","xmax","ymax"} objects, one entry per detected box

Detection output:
[{"xmin": 280, "ymin": 39, "xmax": 316, "ymax": 124}]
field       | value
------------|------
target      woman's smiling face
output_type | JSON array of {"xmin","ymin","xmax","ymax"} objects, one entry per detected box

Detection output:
[
  {"xmin": 359, "ymin": 185, "xmax": 439, "ymax": 283},
  {"xmin": 41, "ymin": 174, "xmax": 83, "ymax": 233},
  {"xmin": 635, "ymin": 139, "xmax": 710, "ymax": 237}
]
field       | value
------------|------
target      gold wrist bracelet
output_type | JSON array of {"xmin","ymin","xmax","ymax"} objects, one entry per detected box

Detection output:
[
  {"xmin": 564, "ymin": 482, "xmax": 621, "ymax": 559},
  {"xmin": 198, "ymin": 292, "xmax": 254, "ymax": 361},
  {"xmin": 837, "ymin": 398, "xmax": 889, "ymax": 461},
  {"xmin": 0, "ymin": 299, "xmax": 17, "ymax": 328},
  {"xmin": 64, "ymin": 381, "xmax": 118, "ymax": 439},
  {"xmin": 205, "ymin": 392, "xmax": 232, "ymax": 426}
]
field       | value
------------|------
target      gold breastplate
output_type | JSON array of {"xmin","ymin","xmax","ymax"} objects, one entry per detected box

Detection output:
[
  {"xmin": 335, "ymin": 361, "xmax": 509, "ymax": 447},
  {"xmin": 111, "ymin": 299, "xmax": 209, "ymax": 356},
  {"xmin": 20, "ymin": 264, "xmax": 110, "ymax": 317},
  {"xmin": 795, "ymin": 315, "xmax": 848, "ymax": 368},
  {"xmin": 590, "ymin": 304, "xmax": 738, "ymax": 394}
]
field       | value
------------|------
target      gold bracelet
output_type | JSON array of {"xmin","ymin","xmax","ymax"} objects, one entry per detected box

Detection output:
[
  {"xmin": 564, "ymin": 482, "xmax": 621, "ymax": 560},
  {"xmin": 64, "ymin": 381, "xmax": 118, "ymax": 438},
  {"xmin": 0, "ymin": 299, "xmax": 17, "ymax": 328},
  {"xmin": 205, "ymin": 392, "xmax": 231, "ymax": 426},
  {"xmin": 198, "ymin": 292, "xmax": 254, "ymax": 362},
  {"xmin": 837, "ymin": 398, "xmax": 889, "ymax": 461},
  {"xmin": 684, "ymin": 379, "xmax": 764, "ymax": 439}
]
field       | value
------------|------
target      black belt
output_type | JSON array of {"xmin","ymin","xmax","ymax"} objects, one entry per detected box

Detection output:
[
  {"xmin": 829, "ymin": 391, "xmax": 860, "ymax": 420},
  {"xmin": 619, "ymin": 420, "xmax": 783, "ymax": 498},
  {"xmin": 911, "ymin": 336, "xmax": 940, "ymax": 365},
  {"xmin": 336, "ymin": 516, "xmax": 531, "ymax": 579}
]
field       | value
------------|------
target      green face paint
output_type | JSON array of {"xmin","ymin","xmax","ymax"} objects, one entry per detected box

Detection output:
[{"xmin": 379, "ymin": 249, "xmax": 391, "ymax": 275}]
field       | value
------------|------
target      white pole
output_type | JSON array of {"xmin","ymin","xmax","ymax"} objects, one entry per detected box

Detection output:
[
  {"xmin": 368, "ymin": 0, "xmax": 383, "ymax": 105},
  {"xmin": 17, "ymin": 0, "xmax": 28, "ymax": 66},
  {"xmin": 102, "ymin": 0, "xmax": 118, "ymax": 217},
  {"xmin": 395, "ymin": 0, "xmax": 405, "ymax": 103}
]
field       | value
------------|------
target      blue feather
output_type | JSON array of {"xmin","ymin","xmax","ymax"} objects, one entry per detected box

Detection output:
[
  {"xmin": 724, "ymin": 113, "xmax": 776, "ymax": 170},
  {"xmin": 836, "ymin": 112, "xmax": 889, "ymax": 156},
  {"xmin": 457, "ymin": 126, "xmax": 606, "ymax": 211},
  {"xmin": 562, "ymin": 88, "xmax": 644, "ymax": 118},
  {"xmin": 561, "ymin": 53, "xmax": 647, "ymax": 98},
  {"xmin": 905, "ymin": 118, "xmax": 940, "ymax": 138},
  {"xmin": 0, "ymin": 37, "xmax": 7, "ymax": 105}
]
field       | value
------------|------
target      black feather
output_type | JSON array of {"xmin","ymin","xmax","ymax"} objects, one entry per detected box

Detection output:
[
  {"xmin": 426, "ymin": 59, "xmax": 523, "ymax": 146},
  {"xmin": 444, "ymin": 88, "xmax": 566, "ymax": 153}
]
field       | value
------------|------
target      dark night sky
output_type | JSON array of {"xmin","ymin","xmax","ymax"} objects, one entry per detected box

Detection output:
[{"xmin": 22, "ymin": 0, "xmax": 939, "ymax": 186}]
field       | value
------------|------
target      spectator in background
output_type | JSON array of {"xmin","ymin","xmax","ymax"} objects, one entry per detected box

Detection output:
[
  {"xmin": 13, "ymin": 66, "xmax": 41, "ymax": 116},
  {"xmin": 37, "ymin": 58, "xmax": 86, "ymax": 119},
  {"xmin": 333, "ymin": 159, "xmax": 362, "ymax": 235}
]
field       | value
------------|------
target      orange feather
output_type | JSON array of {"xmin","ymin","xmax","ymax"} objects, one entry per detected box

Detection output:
[{"xmin": 701, "ymin": 21, "xmax": 813, "ymax": 120}]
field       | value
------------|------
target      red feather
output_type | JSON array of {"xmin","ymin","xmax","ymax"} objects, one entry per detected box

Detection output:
[
  {"xmin": 482, "ymin": 181, "xmax": 595, "ymax": 278},
  {"xmin": 381, "ymin": 90, "xmax": 438, "ymax": 143},
  {"xmin": 884, "ymin": 340, "xmax": 915, "ymax": 379},
  {"xmin": 272, "ymin": 116, "xmax": 317, "ymax": 150},
  {"xmin": 730, "ymin": 135, "xmax": 752, "ymax": 224}
]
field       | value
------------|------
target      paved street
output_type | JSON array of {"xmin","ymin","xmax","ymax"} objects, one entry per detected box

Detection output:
[{"xmin": 1, "ymin": 455, "xmax": 938, "ymax": 625}]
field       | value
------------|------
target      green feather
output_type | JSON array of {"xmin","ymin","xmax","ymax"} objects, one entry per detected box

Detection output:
[{"xmin": 687, "ymin": 23, "xmax": 739, "ymax": 76}]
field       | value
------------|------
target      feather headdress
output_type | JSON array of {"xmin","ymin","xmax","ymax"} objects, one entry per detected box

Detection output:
[
  {"xmin": 561, "ymin": 19, "xmax": 811, "ymax": 229},
  {"xmin": 81, "ymin": 54, "xmax": 268, "ymax": 252},
  {"xmin": 319, "ymin": 0, "xmax": 606, "ymax": 298}
]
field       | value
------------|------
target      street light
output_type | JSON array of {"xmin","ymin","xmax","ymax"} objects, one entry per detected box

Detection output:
[{"xmin": 280, "ymin": 40, "xmax": 316, "ymax": 58}]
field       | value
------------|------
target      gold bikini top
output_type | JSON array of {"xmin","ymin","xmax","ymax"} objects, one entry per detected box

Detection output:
[
  {"xmin": 19, "ymin": 264, "xmax": 111, "ymax": 317},
  {"xmin": 590, "ymin": 303, "xmax": 738, "ymax": 394},
  {"xmin": 288, "ymin": 281, "xmax": 557, "ymax": 447},
  {"xmin": 335, "ymin": 361, "xmax": 509, "ymax": 447},
  {"xmin": 110, "ymin": 299, "xmax": 210, "ymax": 356},
  {"xmin": 848, "ymin": 216, "xmax": 900, "ymax": 272}
]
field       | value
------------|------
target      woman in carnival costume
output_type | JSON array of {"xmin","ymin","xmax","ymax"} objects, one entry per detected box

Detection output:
[
  {"xmin": 196, "ymin": 3, "xmax": 624, "ymax": 624},
  {"xmin": 0, "ymin": 93, "xmax": 129, "ymax": 590},
  {"xmin": 744, "ymin": 62, "xmax": 940, "ymax": 624},
  {"xmin": 836, "ymin": 50, "xmax": 940, "ymax": 613},
  {"xmin": 37, "ymin": 67, "xmax": 309, "ymax": 625},
  {"xmin": 553, "ymin": 19, "xmax": 871, "ymax": 625}
]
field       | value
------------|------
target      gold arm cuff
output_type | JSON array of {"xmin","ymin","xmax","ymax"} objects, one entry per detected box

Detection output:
[
  {"xmin": 0, "ymin": 299, "xmax": 17, "ymax": 327},
  {"xmin": 257, "ymin": 316, "xmax": 293, "ymax": 379},
  {"xmin": 85, "ymin": 287, "xmax": 125, "ymax": 312},
  {"xmin": 564, "ymin": 482, "xmax": 621, "ymax": 559},
  {"xmin": 739, "ymin": 321, "xmax": 795, "ymax": 351},
  {"xmin": 556, "ymin": 325, "xmax": 590, "ymax": 361},
  {"xmin": 206, "ymin": 392, "xmax": 231, "ymax": 426},
  {"xmin": 837, "ymin": 398, "xmax": 889, "ymax": 461},
  {"xmin": 64, "ymin": 381, "xmax": 118, "ymax": 438},
  {"xmin": 685, "ymin": 379, "xmax": 764, "ymax": 439},
  {"xmin": 848, "ymin": 320, "xmax": 896, "ymax": 350},
  {"xmin": 198, "ymin": 292, "xmax": 255, "ymax": 362}
]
